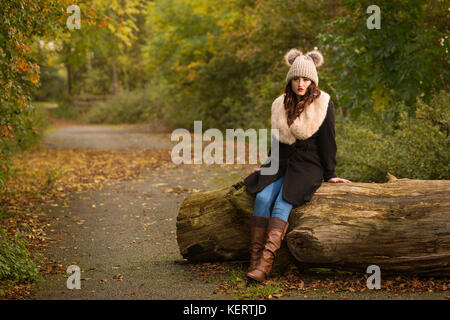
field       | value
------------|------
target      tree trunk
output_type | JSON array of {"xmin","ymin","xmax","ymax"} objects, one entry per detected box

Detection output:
[
  {"xmin": 176, "ymin": 174, "xmax": 450, "ymax": 276},
  {"xmin": 110, "ymin": 59, "xmax": 121, "ymax": 93},
  {"xmin": 66, "ymin": 62, "xmax": 72, "ymax": 96}
]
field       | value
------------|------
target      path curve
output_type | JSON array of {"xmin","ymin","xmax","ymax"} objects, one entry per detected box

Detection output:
[{"xmin": 32, "ymin": 124, "xmax": 243, "ymax": 300}]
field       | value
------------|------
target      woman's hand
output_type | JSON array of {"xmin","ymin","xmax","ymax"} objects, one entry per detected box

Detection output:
[
  {"xmin": 328, "ymin": 177, "xmax": 352, "ymax": 183},
  {"xmin": 252, "ymin": 167, "xmax": 261, "ymax": 173}
]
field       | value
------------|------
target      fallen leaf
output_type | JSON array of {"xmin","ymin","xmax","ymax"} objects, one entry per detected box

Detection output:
[{"xmin": 113, "ymin": 274, "xmax": 123, "ymax": 281}]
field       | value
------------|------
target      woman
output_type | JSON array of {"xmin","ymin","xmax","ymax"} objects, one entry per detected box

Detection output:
[{"xmin": 243, "ymin": 48, "xmax": 352, "ymax": 283}]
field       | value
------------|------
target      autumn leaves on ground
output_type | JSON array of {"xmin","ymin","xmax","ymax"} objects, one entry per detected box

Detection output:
[{"xmin": 1, "ymin": 116, "xmax": 448, "ymax": 300}]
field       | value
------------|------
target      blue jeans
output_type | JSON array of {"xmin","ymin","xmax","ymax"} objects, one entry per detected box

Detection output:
[{"xmin": 253, "ymin": 176, "xmax": 293, "ymax": 222}]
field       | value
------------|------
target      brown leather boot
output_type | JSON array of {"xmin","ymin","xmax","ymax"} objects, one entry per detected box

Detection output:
[
  {"xmin": 246, "ymin": 217, "xmax": 289, "ymax": 282},
  {"xmin": 248, "ymin": 216, "xmax": 269, "ymax": 272}
]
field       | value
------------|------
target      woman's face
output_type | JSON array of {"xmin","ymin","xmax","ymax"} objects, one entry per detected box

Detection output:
[{"xmin": 291, "ymin": 76, "xmax": 312, "ymax": 96}]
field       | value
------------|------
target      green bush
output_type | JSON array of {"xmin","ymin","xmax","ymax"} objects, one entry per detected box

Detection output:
[
  {"xmin": 336, "ymin": 116, "xmax": 387, "ymax": 182},
  {"xmin": 0, "ymin": 228, "xmax": 42, "ymax": 283},
  {"xmin": 336, "ymin": 90, "xmax": 449, "ymax": 182},
  {"xmin": 317, "ymin": 0, "xmax": 448, "ymax": 119},
  {"xmin": 84, "ymin": 89, "xmax": 153, "ymax": 124},
  {"xmin": 51, "ymin": 99, "xmax": 80, "ymax": 120},
  {"xmin": 17, "ymin": 106, "xmax": 50, "ymax": 150},
  {"xmin": 385, "ymin": 91, "xmax": 449, "ymax": 180}
]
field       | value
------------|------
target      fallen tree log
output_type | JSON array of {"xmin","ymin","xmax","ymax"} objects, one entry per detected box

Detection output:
[{"xmin": 176, "ymin": 174, "xmax": 450, "ymax": 276}]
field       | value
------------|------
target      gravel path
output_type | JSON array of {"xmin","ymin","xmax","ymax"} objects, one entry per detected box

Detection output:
[
  {"xmin": 32, "ymin": 124, "xmax": 247, "ymax": 300},
  {"xmin": 43, "ymin": 124, "xmax": 174, "ymax": 150}
]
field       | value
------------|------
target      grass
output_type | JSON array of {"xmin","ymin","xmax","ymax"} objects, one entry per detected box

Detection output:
[
  {"xmin": 0, "ymin": 210, "xmax": 15, "ymax": 219},
  {"xmin": 42, "ymin": 166, "xmax": 64, "ymax": 191},
  {"xmin": 218, "ymin": 264, "xmax": 284, "ymax": 300},
  {"xmin": 0, "ymin": 228, "xmax": 43, "ymax": 285}
]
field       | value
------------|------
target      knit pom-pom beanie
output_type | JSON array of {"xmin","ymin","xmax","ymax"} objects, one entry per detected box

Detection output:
[{"xmin": 285, "ymin": 48, "xmax": 324, "ymax": 86}]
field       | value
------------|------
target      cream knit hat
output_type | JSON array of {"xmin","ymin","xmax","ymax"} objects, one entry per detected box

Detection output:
[{"xmin": 284, "ymin": 49, "xmax": 324, "ymax": 86}]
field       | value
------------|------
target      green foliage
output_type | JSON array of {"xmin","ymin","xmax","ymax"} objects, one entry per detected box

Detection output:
[
  {"xmin": 83, "ymin": 89, "xmax": 153, "ymax": 124},
  {"xmin": 0, "ymin": 210, "xmax": 15, "ymax": 220},
  {"xmin": 385, "ymin": 91, "xmax": 450, "ymax": 180},
  {"xmin": 143, "ymin": 0, "xmax": 337, "ymax": 130},
  {"xmin": 0, "ymin": 228, "xmax": 42, "ymax": 283},
  {"xmin": 336, "ymin": 90, "xmax": 450, "ymax": 181},
  {"xmin": 335, "ymin": 115, "xmax": 388, "ymax": 182},
  {"xmin": 51, "ymin": 100, "xmax": 79, "ymax": 120},
  {"xmin": 317, "ymin": 0, "xmax": 449, "ymax": 119},
  {"xmin": 0, "ymin": 0, "xmax": 65, "ymax": 187},
  {"xmin": 55, "ymin": 0, "xmax": 148, "ymax": 97}
]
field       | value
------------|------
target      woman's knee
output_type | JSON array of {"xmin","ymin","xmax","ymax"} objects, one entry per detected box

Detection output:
[
  {"xmin": 255, "ymin": 191, "xmax": 273, "ymax": 207},
  {"xmin": 272, "ymin": 193, "xmax": 293, "ymax": 221}
]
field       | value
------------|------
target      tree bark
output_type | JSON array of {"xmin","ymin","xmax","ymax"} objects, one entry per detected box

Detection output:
[
  {"xmin": 176, "ymin": 174, "xmax": 450, "ymax": 276},
  {"xmin": 66, "ymin": 62, "xmax": 72, "ymax": 96}
]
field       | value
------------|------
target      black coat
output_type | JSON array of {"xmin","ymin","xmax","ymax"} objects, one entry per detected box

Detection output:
[{"xmin": 243, "ymin": 91, "xmax": 337, "ymax": 208}]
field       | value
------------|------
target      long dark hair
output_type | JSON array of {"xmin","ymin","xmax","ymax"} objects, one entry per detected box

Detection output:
[{"xmin": 283, "ymin": 79, "xmax": 321, "ymax": 127}]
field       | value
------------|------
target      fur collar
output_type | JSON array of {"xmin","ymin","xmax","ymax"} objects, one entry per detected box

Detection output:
[{"xmin": 271, "ymin": 90, "xmax": 330, "ymax": 144}]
